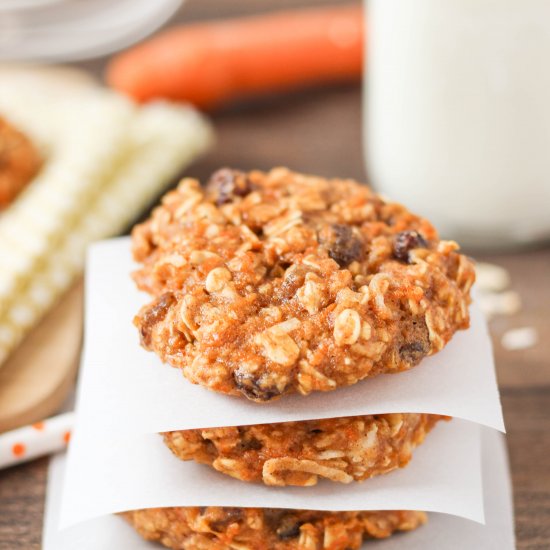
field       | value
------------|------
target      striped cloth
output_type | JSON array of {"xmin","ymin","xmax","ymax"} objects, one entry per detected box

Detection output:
[{"xmin": 0, "ymin": 66, "xmax": 213, "ymax": 366}]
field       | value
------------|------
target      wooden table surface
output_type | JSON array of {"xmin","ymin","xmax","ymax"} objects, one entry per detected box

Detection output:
[{"xmin": 1, "ymin": 1, "xmax": 549, "ymax": 548}]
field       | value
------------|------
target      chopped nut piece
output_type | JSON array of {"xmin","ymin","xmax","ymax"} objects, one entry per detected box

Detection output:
[
  {"xmin": 296, "ymin": 278, "xmax": 324, "ymax": 314},
  {"xmin": 189, "ymin": 250, "xmax": 220, "ymax": 265},
  {"xmin": 205, "ymin": 267, "xmax": 232, "ymax": 293},
  {"xmin": 360, "ymin": 321, "xmax": 372, "ymax": 341},
  {"xmin": 334, "ymin": 308, "xmax": 361, "ymax": 346},
  {"xmin": 263, "ymin": 457, "xmax": 353, "ymax": 485},
  {"xmin": 255, "ymin": 328, "xmax": 300, "ymax": 366}
]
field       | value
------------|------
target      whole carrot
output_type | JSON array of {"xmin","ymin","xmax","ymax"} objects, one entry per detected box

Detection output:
[{"xmin": 106, "ymin": 3, "xmax": 363, "ymax": 110}]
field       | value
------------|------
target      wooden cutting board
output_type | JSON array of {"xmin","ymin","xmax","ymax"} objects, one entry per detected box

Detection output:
[{"xmin": 0, "ymin": 281, "xmax": 83, "ymax": 433}]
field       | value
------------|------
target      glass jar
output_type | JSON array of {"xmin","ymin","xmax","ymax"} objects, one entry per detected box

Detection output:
[{"xmin": 365, "ymin": 0, "xmax": 550, "ymax": 249}]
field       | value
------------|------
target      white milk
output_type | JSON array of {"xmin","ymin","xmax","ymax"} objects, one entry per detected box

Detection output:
[{"xmin": 365, "ymin": 0, "xmax": 550, "ymax": 249}]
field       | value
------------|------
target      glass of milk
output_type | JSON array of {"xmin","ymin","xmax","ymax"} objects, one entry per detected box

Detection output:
[{"xmin": 365, "ymin": 0, "xmax": 550, "ymax": 249}]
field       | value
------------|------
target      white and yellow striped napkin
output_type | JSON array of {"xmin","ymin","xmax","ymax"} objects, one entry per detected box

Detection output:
[{"xmin": 0, "ymin": 66, "xmax": 213, "ymax": 366}]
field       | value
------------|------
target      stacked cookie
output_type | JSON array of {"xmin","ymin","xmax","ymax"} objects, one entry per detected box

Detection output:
[{"xmin": 125, "ymin": 168, "xmax": 475, "ymax": 549}]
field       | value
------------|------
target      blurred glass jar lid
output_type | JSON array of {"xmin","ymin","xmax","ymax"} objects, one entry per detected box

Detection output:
[{"xmin": 0, "ymin": 0, "xmax": 182, "ymax": 62}]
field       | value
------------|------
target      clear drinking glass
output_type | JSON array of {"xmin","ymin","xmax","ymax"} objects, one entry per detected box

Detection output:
[{"xmin": 365, "ymin": 0, "xmax": 550, "ymax": 249}]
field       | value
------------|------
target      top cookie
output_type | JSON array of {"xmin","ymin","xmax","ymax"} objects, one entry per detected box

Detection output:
[{"xmin": 132, "ymin": 168, "xmax": 475, "ymax": 402}]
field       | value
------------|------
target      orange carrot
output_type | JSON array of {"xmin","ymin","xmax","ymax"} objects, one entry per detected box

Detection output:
[{"xmin": 106, "ymin": 3, "xmax": 363, "ymax": 110}]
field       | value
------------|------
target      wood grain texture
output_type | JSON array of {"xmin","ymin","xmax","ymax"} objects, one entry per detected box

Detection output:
[
  {"xmin": 0, "ymin": 281, "xmax": 82, "ymax": 433},
  {"xmin": 1, "ymin": 0, "xmax": 549, "ymax": 549},
  {"xmin": 0, "ymin": 457, "xmax": 47, "ymax": 550},
  {"xmin": 503, "ymin": 390, "xmax": 550, "ymax": 549}
]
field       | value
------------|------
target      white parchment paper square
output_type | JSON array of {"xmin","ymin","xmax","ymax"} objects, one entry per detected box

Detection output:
[
  {"xmin": 44, "ymin": 428, "xmax": 514, "ymax": 549},
  {"xmin": 77, "ymin": 238, "xmax": 504, "ymax": 435},
  {"xmin": 59, "ymin": 419, "xmax": 483, "ymax": 528}
]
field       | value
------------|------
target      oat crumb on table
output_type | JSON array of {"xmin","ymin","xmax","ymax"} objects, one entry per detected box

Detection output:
[
  {"xmin": 501, "ymin": 327, "xmax": 538, "ymax": 351},
  {"xmin": 132, "ymin": 168, "xmax": 475, "ymax": 401}
]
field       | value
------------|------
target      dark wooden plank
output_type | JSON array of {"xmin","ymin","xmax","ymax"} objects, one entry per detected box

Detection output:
[
  {"xmin": 503, "ymin": 389, "xmax": 550, "ymax": 549},
  {"xmin": 0, "ymin": 458, "xmax": 47, "ymax": 550}
]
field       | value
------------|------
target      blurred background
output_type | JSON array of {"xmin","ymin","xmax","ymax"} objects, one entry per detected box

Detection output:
[{"xmin": 0, "ymin": 1, "xmax": 548, "ymax": 548}]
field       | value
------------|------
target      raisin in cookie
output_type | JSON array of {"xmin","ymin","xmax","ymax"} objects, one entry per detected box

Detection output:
[
  {"xmin": 123, "ymin": 507, "xmax": 426, "ymax": 550},
  {"xmin": 163, "ymin": 413, "xmax": 445, "ymax": 487},
  {"xmin": 132, "ymin": 168, "xmax": 475, "ymax": 401}
]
